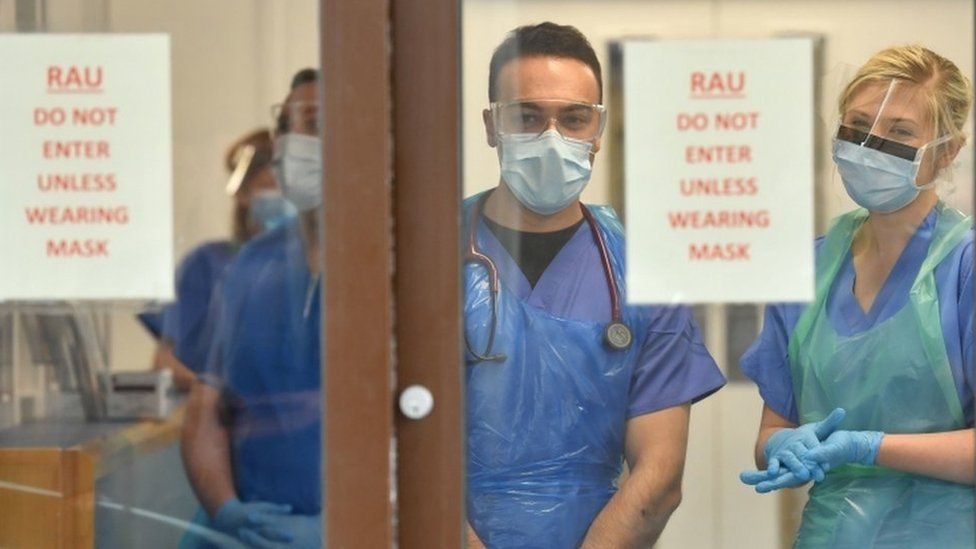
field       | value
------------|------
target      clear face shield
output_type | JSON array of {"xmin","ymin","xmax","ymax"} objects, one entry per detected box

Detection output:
[
  {"xmin": 223, "ymin": 133, "xmax": 293, "ymax": 239},
  {"xmin": 832, "ymin": 78, "xmax": 961, "ymax": 213},
  {"xmin": 225, "ymin": 144, "xmax": 256, "ymax": 195}
]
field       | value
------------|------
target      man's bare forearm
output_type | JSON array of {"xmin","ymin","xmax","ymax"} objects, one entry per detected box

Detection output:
[
  {"xmin": 582, "ymin": 406, "xmax": 691, "ymax": 548},
  {"xmin": 152, "ymin": 342, "xmax": 196, "ymax": 391},
  {"xmin": 581, "ymin": 463, "xmax": 682, "ymax": 548},
  {"xmin": 181, "ymin": 383, "xmax": 237, "ymax": 516}
]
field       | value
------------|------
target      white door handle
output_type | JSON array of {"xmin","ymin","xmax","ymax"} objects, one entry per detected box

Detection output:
[{"xmin": 398, "ymin": 384, "xmax": 434, "ymax": 420}]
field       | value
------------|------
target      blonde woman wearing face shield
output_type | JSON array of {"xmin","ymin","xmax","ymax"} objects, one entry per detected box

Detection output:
[{"xmin": 739, "ymin": 45, "xmax": 975, "ymax": 547}]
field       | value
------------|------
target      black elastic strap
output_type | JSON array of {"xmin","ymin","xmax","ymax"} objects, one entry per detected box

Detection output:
[{"xmin": 837, "ymin": 126, "xmax": 919, "ymax": 161}]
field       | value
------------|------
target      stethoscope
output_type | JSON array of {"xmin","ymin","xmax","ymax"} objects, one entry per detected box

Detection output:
[{"xmin": 464, "ymin": 193, "xmax": 633, "ymax": 364}]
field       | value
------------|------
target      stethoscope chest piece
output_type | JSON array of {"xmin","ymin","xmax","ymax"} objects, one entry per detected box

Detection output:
[
  {"xmin": 604, "ymin": 321, "xmax": 633, "ymax": 351},
  {"xmin": 466, "ymin": 193, "xmax": 635, "ymax": 361}
]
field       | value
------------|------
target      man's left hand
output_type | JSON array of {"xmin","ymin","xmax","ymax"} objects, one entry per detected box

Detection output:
[{"xmin": 239, "ymin": 514, "xmax": 321, "ymax": 549}]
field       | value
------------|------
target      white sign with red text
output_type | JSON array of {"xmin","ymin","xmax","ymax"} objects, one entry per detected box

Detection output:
[
  {"xmin": 623, "ymin": 38, "xmax": 814, "ymax": 304},
  {"xmin": 0, "ymin": 35, "xmax": 173, "ymax": 300}
]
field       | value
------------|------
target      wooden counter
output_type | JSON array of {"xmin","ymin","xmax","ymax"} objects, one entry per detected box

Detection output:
[{"xmin": 0, "ymin": 408, "xmax": 184, "ymax": 548}]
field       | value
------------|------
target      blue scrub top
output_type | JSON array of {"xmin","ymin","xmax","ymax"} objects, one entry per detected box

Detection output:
[
  {"xmin": 166, "ymin": 241, "xmax": 236, "ymax": 372},
  {"xmin": 475, "ymin": 210, "xmax": 725, "ymax": 417},
  {"xmin": 135, "ymin": 241, "xmax": 235, "ymax": 373},
  {"xmin": 201, "ymin": 220, "xmax": 321, "ymax": 514},
  {"xmin": 136, "ymin": 309, "xmax": 165, "ymax": 339},
  {"xmin": 741, "ymin": 207, "xmax": 975, "ymax": 425}
]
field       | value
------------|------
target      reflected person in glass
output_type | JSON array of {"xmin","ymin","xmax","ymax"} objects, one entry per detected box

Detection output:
[
  {"xmin": 739, "ymin": 45, "xmax": 975, "ymax": 548},
  {"xmin": 179, "ymin": 68, "xmax": 322, "ymax": 549},
  {"xmin": 136, "ymin": 129, "xmax": 294, "ymax": 391},
  {"xmin": 464, "ymin": 23, "xmax": 725, "ymax": 549}
]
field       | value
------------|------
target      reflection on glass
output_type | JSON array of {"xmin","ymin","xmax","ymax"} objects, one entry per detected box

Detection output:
[
  {"xmin": 464, "ymin": 22, "xmax": 725, "ymax": 548},
  {"xmin": 739, "ymin": 45, "xmax": 975, "ymax": 547}
]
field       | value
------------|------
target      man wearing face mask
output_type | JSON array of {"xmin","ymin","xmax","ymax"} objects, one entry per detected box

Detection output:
[
  {"xmin": 179, "ymin": 68, "xmax": 322, "ymax": 549},
  {"xmin": 137, "ymin": 129, "xmax": 294, "ymax": 391},
  {"xmin": 464, "ymin": 23, "xmax": 725, "ymax": 548}
]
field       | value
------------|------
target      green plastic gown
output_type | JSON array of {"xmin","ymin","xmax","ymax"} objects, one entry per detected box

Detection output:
[{"xmin": 788, "ymin": 204, "xmax": 975, "ymax": 548}]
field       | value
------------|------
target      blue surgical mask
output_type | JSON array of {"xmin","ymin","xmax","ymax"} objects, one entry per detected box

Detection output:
[
  {"xmin": 272, "ymin": 134, "xmax": 322, "ymax": 212},
  {"xmin": 498, "ymin": 130, "xmax": 593, "ymax": 215},
  {"xmin": 832, "ymin": 135, "xmax": 947, "ymax": 213},
  {"xmin": 249, "ymin": 189, "xmax": 297, "ymax": 232}
]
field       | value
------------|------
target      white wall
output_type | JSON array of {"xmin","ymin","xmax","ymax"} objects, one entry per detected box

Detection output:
[
  {"xmin": 0, "ymin": 0, "xmax": 15, "ymax": 30},
  {"xmin": 462, "ymin": 2, "xmax": 973, "ymax": 548}
]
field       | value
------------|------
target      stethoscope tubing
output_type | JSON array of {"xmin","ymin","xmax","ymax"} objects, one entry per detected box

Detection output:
[
  {"xmin": 464, "ymin": 192, "xmax": 627, "ymax": 363},
  {"xmin": 579, "ymin": 203, "xmax": 623, "ymax": 323}
]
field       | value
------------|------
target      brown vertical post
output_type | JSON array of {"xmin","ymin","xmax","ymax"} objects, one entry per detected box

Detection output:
[
  {"xmin": 392, "ymin": 0, "xmax": 464, "ymax": 547},
  {"xmin": 321, "ymin": 0, "xmax": 395, "ymax": 547}
]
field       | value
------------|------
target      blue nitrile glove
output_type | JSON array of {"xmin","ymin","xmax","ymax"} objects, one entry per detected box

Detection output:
[
  {"xmin": 740, "ymin": 469, "xmax": 808, "ymax": 493},
  {"xmin": 739, "ymin": 408, "xmax": 846, "ymax": 489},
  {"xmin": 802, "ymin": 430, "xmax": 884, "ymax": 472},
  {"xmin": 212, "ymin": 498, "xmax": 292, "ymax": 541},
  {"xmin": 760, "ymin": 407, "xmax": 845, "ymax": 482},
  {"xmin": 239, "ymin": 514, "xmax": 321, "ymax": 549}
]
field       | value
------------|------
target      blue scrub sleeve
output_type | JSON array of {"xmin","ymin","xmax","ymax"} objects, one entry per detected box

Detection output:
[
  {"xmin": 626, "ymin": 305, "xmax": 726, "ymax": 418},
  {"xmin": 167, "ymin": 246, "xmax": 229, "ymax": 372},
  {"xmin": 136, "ymin": 309, "xmax": 166, "ymax": 339},
  {"xmin": 740, "ymin": 303, "xmax": 804, "ymax": 423},
  {"xmin": 958, "ymin": 241, "xmax": 974, "ymax": 407}
]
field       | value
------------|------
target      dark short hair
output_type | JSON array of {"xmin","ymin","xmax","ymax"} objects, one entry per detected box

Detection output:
[
  {"xmin": 277, "ymin": 68, "xmax": 320, "ymax": 134},
  {"xmin": 290, "ymin": 67, "xmax": 319, "ymax": 90},
  {"xmin": 488, "ymin": 22, "xmax": 602, "ymax": 103}
]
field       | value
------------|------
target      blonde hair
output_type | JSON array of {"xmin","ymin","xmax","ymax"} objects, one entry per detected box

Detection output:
[{"xmin": 840, "ymin": 44, "xmax": 973, "ymax": 141}]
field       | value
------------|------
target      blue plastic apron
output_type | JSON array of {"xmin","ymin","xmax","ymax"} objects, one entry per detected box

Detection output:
[
  {"xmin": 464, "ymin": 199, "xmax": 648, "ymax": 549},
  {"xmin": 179, "ymin": 222, "xmax": 320, "ymax": 549}
]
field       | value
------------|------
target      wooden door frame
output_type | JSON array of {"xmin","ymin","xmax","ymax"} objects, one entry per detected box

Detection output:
[
  {"xmin": 392, "ymin": 0, "xmax": 464, "ymax": 546},
  {"xmin": 321, "ymin": 0, "xmax": 462, "ymax": 546},
  {"xmin": 321, "ymin": 1, "xmax": 395, "ymax": 547}
]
